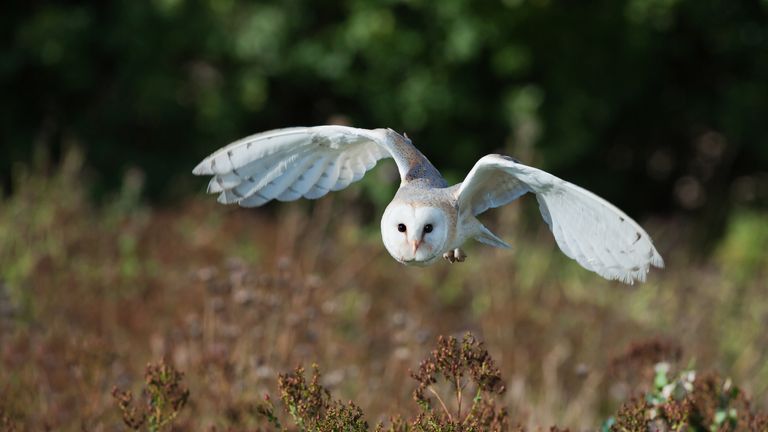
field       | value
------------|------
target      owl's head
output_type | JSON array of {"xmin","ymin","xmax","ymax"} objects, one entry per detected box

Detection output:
[{"xmin": 381, "ymin": 203, "xmax": 449, "ymax": 265}]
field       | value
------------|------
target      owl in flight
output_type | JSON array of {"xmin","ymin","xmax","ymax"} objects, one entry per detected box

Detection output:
[{"xmin": 194, "ymin": 126, "xmax": 663, "ymax": 284}]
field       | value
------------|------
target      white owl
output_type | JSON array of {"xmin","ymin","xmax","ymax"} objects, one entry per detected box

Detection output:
[{"xmin": 193, "ymin": 126, "xmax": 663, "ymax": 284}]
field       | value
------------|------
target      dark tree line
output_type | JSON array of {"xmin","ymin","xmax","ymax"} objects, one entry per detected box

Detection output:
[{"xmin": 2, "ymin": 0, "xmax": 767, "ymax": 241}]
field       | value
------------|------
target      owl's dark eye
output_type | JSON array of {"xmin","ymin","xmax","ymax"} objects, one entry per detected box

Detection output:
[
  {"xmin": 397, "ymin": 223, "xmax": 407, "ymax": 232},
  {"xmin": 424, "ymin": 224, "xmax": 433, "ymax": 233}
]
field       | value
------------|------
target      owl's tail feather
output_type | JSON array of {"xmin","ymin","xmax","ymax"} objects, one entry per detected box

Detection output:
[{"xmin": 474, "ymin": 224, "xmax": 511, "ymax": 249}]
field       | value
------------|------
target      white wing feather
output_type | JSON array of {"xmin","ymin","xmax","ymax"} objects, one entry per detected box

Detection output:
[
  {"xmin": 457, "ymin": 154, "xmax": 663, "ymax": 284},
  {"xmin": 193, "ymin": 126, "xmax": 400, "ymax": 206}
]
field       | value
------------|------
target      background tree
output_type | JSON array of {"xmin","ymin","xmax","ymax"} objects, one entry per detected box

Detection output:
[{"xmin": 2, "ymin": 0, "xmax": 767, "ymax": 244}]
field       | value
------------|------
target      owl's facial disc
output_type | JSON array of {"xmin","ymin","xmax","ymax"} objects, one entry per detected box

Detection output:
[{"xmin": 381, "ymin": 203, "xmax": 449, "ymax": 265}]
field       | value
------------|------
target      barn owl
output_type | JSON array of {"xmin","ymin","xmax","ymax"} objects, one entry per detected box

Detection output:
[{"xmin": 193, "ymin": 126, "xmax": 663, "ymax": 284}]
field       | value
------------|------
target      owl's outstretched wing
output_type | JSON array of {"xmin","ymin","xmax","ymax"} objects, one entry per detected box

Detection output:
[
  {"xmin": 456, "ymin": 154, "xmax": 663, "ymax": 284},
  {"xmin": 193, "ymin": 126, "xmax": 443, "ymax": 207}
]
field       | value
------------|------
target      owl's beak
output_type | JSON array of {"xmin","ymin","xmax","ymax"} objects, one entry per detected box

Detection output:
[{"xmin": 411, "ymin": 239, "xmax": 422, "ymax": 254}]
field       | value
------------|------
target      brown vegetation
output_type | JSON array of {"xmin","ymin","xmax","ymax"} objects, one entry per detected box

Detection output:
[{"xmin": 1, "ymin": 153, "xmax": 768, "ymax": 430}]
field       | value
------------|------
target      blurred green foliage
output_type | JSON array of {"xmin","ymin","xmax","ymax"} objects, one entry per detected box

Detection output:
[
  {"xmin": 2, "ymin": 0, "xmax": 767, "ymax": 231},
  {"xmin": 717, "ymin": 210, "xmax": 768, "ymax": 285}
]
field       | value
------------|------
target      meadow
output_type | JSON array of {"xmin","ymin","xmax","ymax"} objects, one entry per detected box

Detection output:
[
  {"xmin": 1, "ymin": 151, "xmax": 767, "ymax": 431},
  {"xmin": 4, "ymin": 1, "xmax": 768, "ymax": 429}
]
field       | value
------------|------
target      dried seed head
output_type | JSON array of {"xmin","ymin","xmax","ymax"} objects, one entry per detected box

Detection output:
[{"xmin": 412, "ymin": 333, "xmax": 505, "ymax": 406}]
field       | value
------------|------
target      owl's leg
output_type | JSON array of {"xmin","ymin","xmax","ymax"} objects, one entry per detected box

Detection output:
[
  {"xmin": 443, "ymin": 248, "xmax": 467, "ymax": 263},
  {"xmin": 453, "ymin": 248, "xmax": 467, "ymax": 262}
]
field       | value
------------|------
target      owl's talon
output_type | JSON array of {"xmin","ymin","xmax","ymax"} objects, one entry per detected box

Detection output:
[{"xmin": 443, "ymin": 250, "xmax": 456, "ymax": 263}]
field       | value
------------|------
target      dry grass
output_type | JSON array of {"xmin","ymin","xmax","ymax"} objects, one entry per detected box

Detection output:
[{"xmin": 1, "ymin": 151, "xmax": 767, "ymax": 430}]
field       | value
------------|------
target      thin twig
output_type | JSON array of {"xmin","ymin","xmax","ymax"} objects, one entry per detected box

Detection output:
[
  {"xmin": 462, "ymin": 388, "xmax": 483, "ymax": 426},
  {"xmin": 428, "ymin": 386, "xmax": 453, "ymax": 421},
  {"xmin": 456, "ymin": 375, "xmax": 463, "ymax": 420}
]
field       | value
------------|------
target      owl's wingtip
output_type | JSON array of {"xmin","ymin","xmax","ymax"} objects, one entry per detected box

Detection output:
[
  {"xmin": 652, "ymin": 252, "xmax": 665, "ymax": 269},
  {"xmin": 192, "ymin": 160, "xmax": 211, "ymax": 176}
]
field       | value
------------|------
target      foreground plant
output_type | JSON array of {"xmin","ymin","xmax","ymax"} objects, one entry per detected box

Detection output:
[
  {"xmin": 263, "ymin": 364, "xmax": 368, "ymax": 431},
  {"xmin": 608, "ymin": 363, "xmax": 768, "ymax": 432},
  {"xmin": 408, "ymin": 333, "xmax": 508, "ymax": 431},
  {"xmin": 112, "ymin": 360, "xmax": 190, "ymax": 431},
  {"xmin": 258, "ymin": 333, "xmax": 511, "ymax": 432}
]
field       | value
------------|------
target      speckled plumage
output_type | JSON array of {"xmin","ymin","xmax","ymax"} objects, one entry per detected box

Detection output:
[{"xmin": 194, "ymin": 125, "xmax": 664, "ymax": 284}]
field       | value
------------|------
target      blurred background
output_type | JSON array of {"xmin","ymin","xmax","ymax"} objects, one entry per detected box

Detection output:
[{"xmin": 2, "ymin": 0, "xmax": 768, "ymax": 430}]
